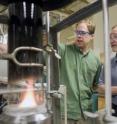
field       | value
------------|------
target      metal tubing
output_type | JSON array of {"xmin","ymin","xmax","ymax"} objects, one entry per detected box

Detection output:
[
  {"xmin": 0, "ymin": 47, "xmax": 44, "ymax": 67},
  {"xmin": 102, "ymin": 0, "xmax": 112, "ymax": 116},
  {"xmin": 45, "ymin": 12, "xmax": 53, "ymax": 116}
]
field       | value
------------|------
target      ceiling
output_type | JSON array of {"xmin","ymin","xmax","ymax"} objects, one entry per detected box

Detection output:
[
  {"xmin": 0, "ymin": 0, "xmax": 95, "ymax": 17},
  {"xmin": 49, "ymin": 0, "xmax": 96, "ymax": 28},
  {"xmin": 0, "ymin": 0, "xmax": 95, "ymax": 39},
  {"xmin": 55, "ymin": 0, "xmax": 96, "ymax": 15}
]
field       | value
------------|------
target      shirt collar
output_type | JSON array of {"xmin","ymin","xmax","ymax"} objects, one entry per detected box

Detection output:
[{"xmin": 73, "ymin": 45, "xmax": 90, "ymax": 56}]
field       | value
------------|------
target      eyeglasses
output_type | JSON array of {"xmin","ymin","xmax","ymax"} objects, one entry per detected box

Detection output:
[
  {"xmin": 110, "ymin": 33, "xmax": 117, "ymax": 41},
  {"xmin": 75, "ymin": 30, "xmax": 90, "ymax": 37}
]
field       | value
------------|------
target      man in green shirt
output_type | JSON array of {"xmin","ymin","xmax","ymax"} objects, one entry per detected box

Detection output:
[{"xmin": 59, "ymin": 19, "xmax": 101, "ymax": 124}]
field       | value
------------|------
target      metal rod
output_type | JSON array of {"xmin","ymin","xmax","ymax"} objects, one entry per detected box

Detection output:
[
  {"xmin": 46, "ymin": 11, "xmax": 51, "ymax": 92},
  {"xmin": 0, "ymin": 88, "xmax": 44, "ymax": 94},
  {"xmin": 102, "ymin": 0, "xmax": 112, "ymax": 116}
]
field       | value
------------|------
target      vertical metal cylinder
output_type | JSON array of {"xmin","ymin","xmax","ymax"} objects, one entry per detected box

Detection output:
[
  {"xmin": 46, "ymin": 11, "xmax": 51, "ymax": 92},
  {"xmin": 8, "ymin": 2, "xmax": 44, "ymax": 84},
  {"xmin": 102, "ymin": 0, "xmax": 112, "ymax": 116}
]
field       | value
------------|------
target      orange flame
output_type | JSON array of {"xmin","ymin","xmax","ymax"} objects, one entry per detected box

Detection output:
[
  {"xmin": 19, "ymin": 78, "xmax": 44, "ymax": 108},
  {"xmin": 19, "ymin": 79, "xmax": 37, "ymax": 108}
]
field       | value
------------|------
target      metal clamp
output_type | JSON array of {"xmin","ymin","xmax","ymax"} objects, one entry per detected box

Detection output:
[
  {"xmin": 0, "ymin": 47, "xmax": 44, "ymax": 67},
  {"xmin": 44, "ymin": 44, "xmax": 61, "ymax": 59}
]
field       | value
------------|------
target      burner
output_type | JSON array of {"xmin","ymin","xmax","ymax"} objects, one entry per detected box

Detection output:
[
  {"xmin": 3, "ymin": 104, "xmax": 47, "ymax": 117},
  {"xmin": 0, "ymin": 104, "xmax": 51, "ymax": 124}
]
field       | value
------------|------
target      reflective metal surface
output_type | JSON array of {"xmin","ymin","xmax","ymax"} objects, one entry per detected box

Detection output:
[
  {"xmin": 0, "ymin": 104, "xmax": 52, "ymax": 124},
  {"xmin": 0, "ymin": 113, "xmax": 51, "ymax": 124}
]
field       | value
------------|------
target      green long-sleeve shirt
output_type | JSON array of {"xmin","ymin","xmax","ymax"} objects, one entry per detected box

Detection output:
[{"xmin": 59, "ymin": 44, "xmax": 101, "ymax": 120}]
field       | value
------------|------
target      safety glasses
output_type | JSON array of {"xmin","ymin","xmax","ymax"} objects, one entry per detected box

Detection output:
[
  {"xmin": 110, "ymin": 33, "xmax": 117, "ymax": 41},
  {"xmin": 75, "ymin": 30, "xmax": 90, "ymax": 37}
]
